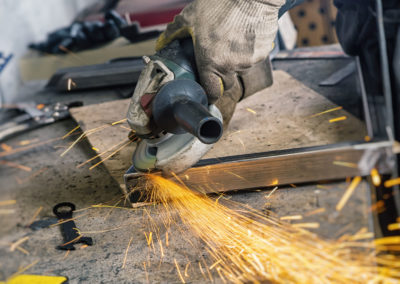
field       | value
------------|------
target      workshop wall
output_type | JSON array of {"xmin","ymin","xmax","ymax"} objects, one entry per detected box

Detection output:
[{"xmin": 0, "ymin": 0, "xmax": 97, "ymax": 104}]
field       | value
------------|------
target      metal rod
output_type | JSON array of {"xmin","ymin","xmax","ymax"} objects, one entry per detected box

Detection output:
[
  {"xmin": 375, "ymin": 0, "xmax": 395, "ymax": 138},
  {"xmin": 356, "ymin": 57, "xmax": 374, "ymax": 138},
  {"xmin": 126, "ymin": 141, "xmax": 394, "ymax": 194}
]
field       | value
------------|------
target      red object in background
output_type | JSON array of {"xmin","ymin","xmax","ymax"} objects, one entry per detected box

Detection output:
[
  {"xmin": 125, "ymin": 8, "xmax": 184, "ymax": 28},
  {"xmin": 82, "ymin": 0, "xmax": 192, "ymax": 31},
  {"xmin": 116, "ymin": 0, "xmax": 192, "ymax": 29}
]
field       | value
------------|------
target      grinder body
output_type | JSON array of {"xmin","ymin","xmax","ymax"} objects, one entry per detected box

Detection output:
[{"xmin": 127, "ymin": 39, "xmax": 223, "ymax": 174}]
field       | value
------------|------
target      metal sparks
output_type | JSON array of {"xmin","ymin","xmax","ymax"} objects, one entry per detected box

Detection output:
[
  {"xmin": 122, "ymin": 236, "xmax": 134, "ymax": 269},
  {"xmin": 0, "ymin": 161, "xmax": 32, "ymax": 172},
  {"xmin": 280, "ymin": 215, "xmax": 303, "ymax": 221},
  {"xmin": 26, "ymin": 206, "xmax": 43, "ymax": 227},
  {"xmin": 1, "ymin": 143, "xmax": 13, "ymax": 152},
  {"xmin": 246, "ymin": 108, "xmax": 257, "ymax": 115},
  {"xmin": 388, "ymin": 223, "xmax": 400, "ymax": 231},
  {"xmin": 309, "ymin": 106, "xmax": 343, "ymax": 118},
  {"xmin": 89, "ymin": 139, "xmax": 133, "ymax": 170},
  {"xmin": 304, "ymin": 208, "xmax": 326, "ymax": 217},
  {"xmin": 336, "ymin": 176, "xmax": 362, "ymax": 211},
  {"xmin": 174, "ymin": 258, "xmax": 186, "ymax": 283},
  {"xmin": 333, "ymin": 161, "xmax": 358, "ymax": 168},
  {"xmin": 136, "ymin": 175, "xmax": 400, "ymax": 283},
  {"xmin": 370, "ymin": 168, "xmax": 381, "ymax": 186},
  {"xmin": 0, "ymin": 200, "xmax": 16, "ymax": 207},
  {"xmin": 63, "ymin": 125, "xmax": 81, "ymax": 139},
  {"xmin": 384, "ymin": 178, "xmax": 400, "ymax": 188},
  {"xmin": 10, "ymin": 236, "xmax": 29, "ymax": 252},
  {"xmin": 265, "ymin": 186, "xmax": 278, "ymax": 199},
  {"xmin": 292, "ymin": 222, "xmax": 320, "ymax": 229},
  {"xmin": 329, "ymin": 116, "xmax": 347, "ymax": 123}
]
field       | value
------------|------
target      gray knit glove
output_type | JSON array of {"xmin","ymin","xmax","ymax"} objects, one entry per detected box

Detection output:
[{"xmin": 156, "ymin": 0, "xmax": 284, "ymax": 125}]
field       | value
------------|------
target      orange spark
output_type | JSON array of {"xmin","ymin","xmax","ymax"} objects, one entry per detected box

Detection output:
[
  {"xmin": 1, "ymin": 143, "xmax": 13, "ymax": 152},
  {"xmin": 246, "ymin": 108, "xmax": 257, "ymax": 115},
  {"xmin": 292, "ymin": 223, "xmax": 320, "ymax": 229},
  {"xmin": 270, "ymin": 178, "xmax": 279, "ymax": 186},
  {"xmin": 174, "ymin": 259, "xmax": 186, "ymax": 283},
  {"xmin": 317, "ymin": 184, "xmax": 331, "ymax": 190},
  {"xmin": 384, "ymin": 178, "xmax": 400, "ymax": 188},
  {"xmin": 304, "ymin": 208, "xmax": 326, "ymax": 217},
  {"xmin": 16, "ymin": 168, "xmax": 48, "ymax": 185},
  {"xmin": 388, "ymin": 223, "xmax": 400, "ymax": 231},
  {"xmin": 122, "ymin": 236, "xmax": 134, "ymax": 269},
  {"xmin": 36, "ymin": 104, "xmax": 45, "ymax": 110},
  {"xmin": 184, "ymin": 262, "xmax": 190, "ymax": 277},
  {"xmin": 111, "ymin": 118, "xmax": 127, "ymax": 126},
  {"xmin": 15, "ymin": 246, "xmax": 29, "ymax": 255},
  {"xmin": 309, "ymin": 106, "xmax": 343, "ymax": 118},
  {"xmin": 10, "ymin": 236, "xmax": 29, "ymax": 252},
  {"xmin": 0, "ymin": 200, "xmax": 16, "ymax": 207},
  {"xmin": 26, "ymin": 206, "xmax": 43, "ymax": 227},
  {"xmin": 265, "ymin": 186, "xmax": 278, "ymax": 199},
  {"xmin": 63, "ymin": 250, "xmax": 70, "ymax": 259},
  {"xmin": 0, "ymin": 209, "xmax": 15, "ymax": 215},
  {"xmin": 0, "ymin": 160, "xmax": 32, "ymax": 172},
  {"xmin": 62, "ymin": 125, "xmax": 81, "ymax": 139},
  {"xmin": 144, "ymin": 232, "xmax": 153, "ymax": 247},
  {"xmin": 143, "ymin": 262, "xmax": 149, "ymax": 284},
  {"xmin": 77, "ymin": 138, "xmax": 133, "ymax": 169},
  {"xmin": 137, "ymin": 175, "xmax": 400, "ymax": 283},
  {"xmin": 89, "ymin": 139, "xmax": 133, "ymax": 170},
  {"xmin": 370, "ymin": 168, "xmax": 381, "ymax": 186},
  {"xmin": 375, "ymin": 237, "xmax": 400, "ymax": 246},
  {"xmin": 280, "ymin": 215, "xmax": 303, "ymax": 221},
  {"xmin": 18, "ymin": 139, "xmax": 38, "ymax": 146},
  {"xmin": 329, "ymin": 116, "xmax": 347, "ymax": 123},
  {"xmin": 333, "ymin": 161, "xmax": 358, "ymax": 168},
  {"xmin": 336, "ymin": 176, "xmax": 362, "ymax": 211}
]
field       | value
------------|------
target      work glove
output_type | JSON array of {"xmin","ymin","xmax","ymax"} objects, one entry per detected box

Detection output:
[{"xmin": 156, "ymin": 0, "xmax": 284, "ymax": 126}]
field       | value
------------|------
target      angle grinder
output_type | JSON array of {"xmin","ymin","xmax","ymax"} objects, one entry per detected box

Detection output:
[{"xmin": 126, "ymin": 38, "xmax": 223, "ymax": 175}]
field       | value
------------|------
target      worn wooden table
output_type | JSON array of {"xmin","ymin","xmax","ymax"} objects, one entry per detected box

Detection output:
[{"xmin": 0, "ymin": 58, "xmax": 375, "ymax": 283}]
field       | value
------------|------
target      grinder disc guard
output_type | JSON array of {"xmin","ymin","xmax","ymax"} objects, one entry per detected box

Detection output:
[{"xmin": 133, "ymin": 105, "xmax": 223, "ymax": 174}]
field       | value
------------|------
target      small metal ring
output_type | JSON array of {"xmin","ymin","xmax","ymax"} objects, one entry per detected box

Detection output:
[{"xmin": 53, "ymin": 202, "xmax": 76, "ymax": 217}]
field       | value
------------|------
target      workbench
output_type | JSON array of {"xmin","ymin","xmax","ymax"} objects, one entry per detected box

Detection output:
[{"xmin": 0, "ymin": 46, "xmax": 376, "ymax": 283}]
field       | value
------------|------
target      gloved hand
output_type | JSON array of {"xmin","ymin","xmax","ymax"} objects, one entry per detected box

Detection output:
[{"xmin": 156, "ymin": 0, "xmax": 284, "ymax": 125}]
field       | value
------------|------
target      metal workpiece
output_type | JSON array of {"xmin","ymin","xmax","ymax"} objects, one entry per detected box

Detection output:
[{"xmin": 125, "ymin": 140, "xmax": 395, "ymax": 195}]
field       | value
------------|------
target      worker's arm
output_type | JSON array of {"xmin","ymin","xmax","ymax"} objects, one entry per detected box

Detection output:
[{"xmin": 156, "ymin": 0, "xmax": 286, "ymax": 125}]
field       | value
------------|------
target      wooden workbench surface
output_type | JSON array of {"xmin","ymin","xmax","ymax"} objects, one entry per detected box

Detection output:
[{"xmin": 0, "ymin": 69, "xmax": 374, "ymax": 283}]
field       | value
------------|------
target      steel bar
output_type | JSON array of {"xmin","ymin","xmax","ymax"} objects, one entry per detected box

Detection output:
[{"xmin": 125, "ymin": 141, "xmax": 394, "ymax": 195}]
